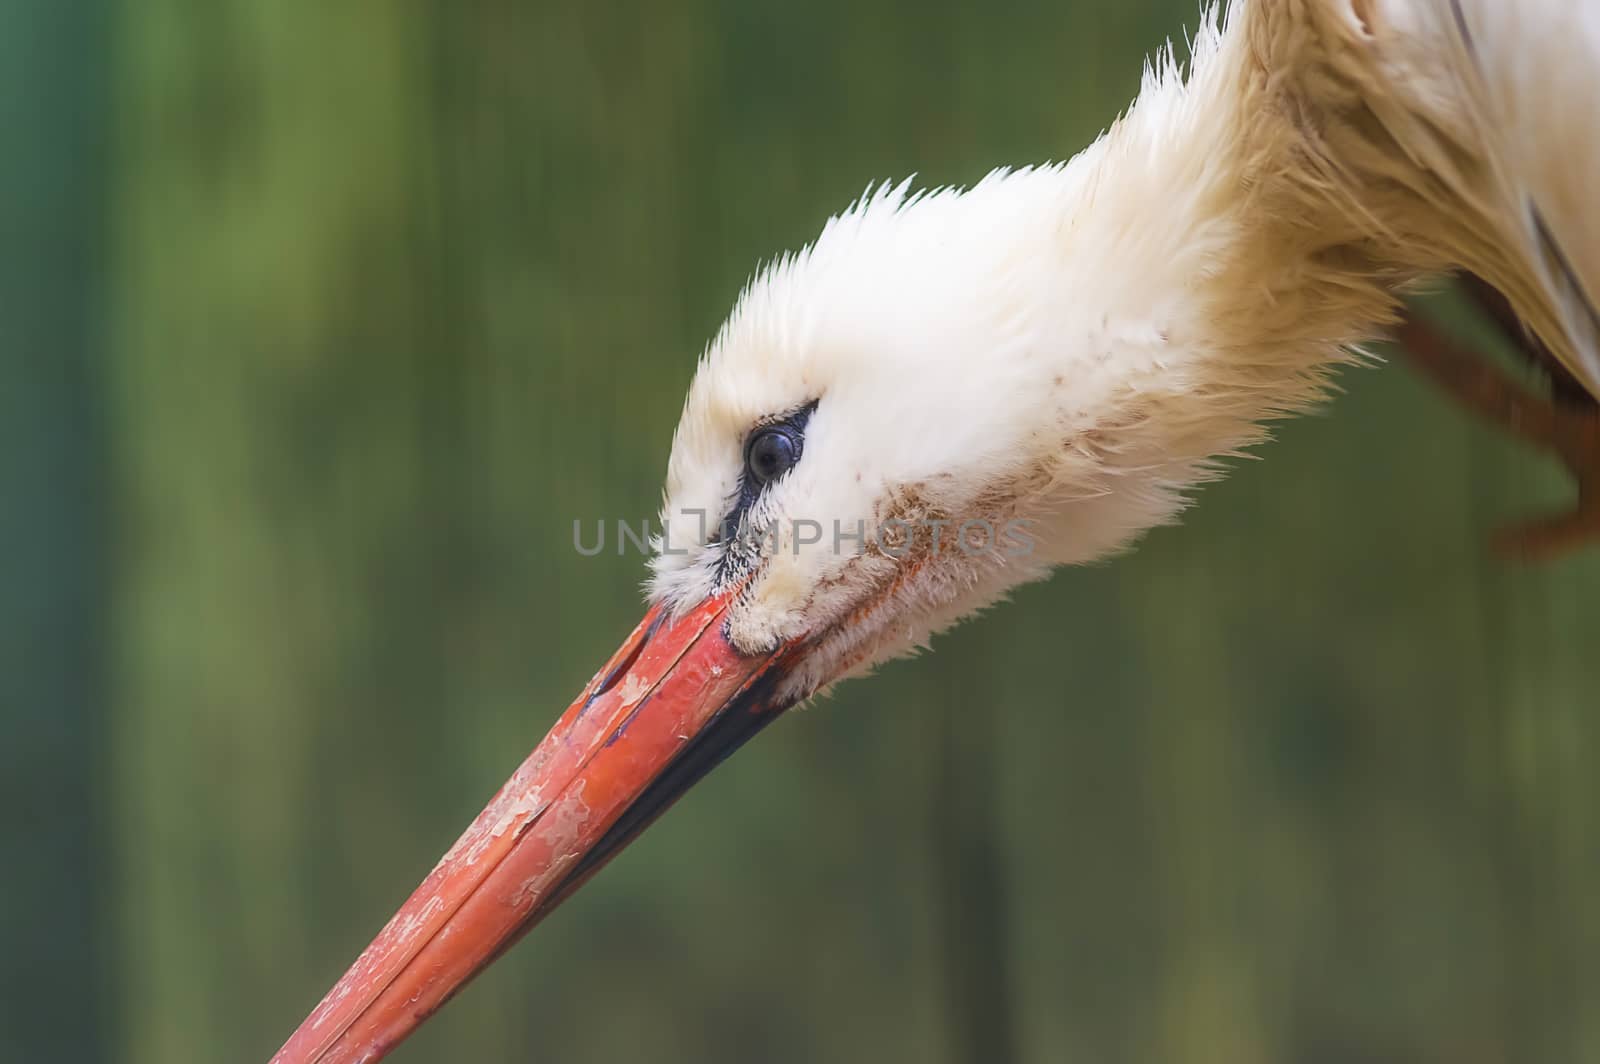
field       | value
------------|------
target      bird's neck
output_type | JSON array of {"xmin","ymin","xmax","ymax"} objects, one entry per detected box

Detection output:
[{"xmin": 1028, "ymin": 6, "xmax": 1446, "ymax": 555}]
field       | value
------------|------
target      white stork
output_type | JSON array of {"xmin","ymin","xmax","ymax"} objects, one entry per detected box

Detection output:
[{"xmin": 274, "ymin": 1, "xmax": 1599, "ymax": 1060}]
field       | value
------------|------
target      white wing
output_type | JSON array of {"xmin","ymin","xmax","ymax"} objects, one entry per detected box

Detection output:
[{"xmin": 1358, "ymin": 0, "xmax": 1600, "ymax": 397}]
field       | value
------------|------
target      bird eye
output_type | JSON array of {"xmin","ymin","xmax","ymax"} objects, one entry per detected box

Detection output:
[{"xmin": 745, "ymin": 426, "xmax": 800, "ymax": 484}]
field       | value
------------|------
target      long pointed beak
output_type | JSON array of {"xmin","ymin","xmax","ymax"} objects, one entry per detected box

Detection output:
[{"xmin": 271, "ymin": 587, "xmax": 799, "ymax": 1064}]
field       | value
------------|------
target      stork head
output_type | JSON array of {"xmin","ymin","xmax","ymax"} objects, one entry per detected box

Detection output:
[
  {"xmin": 653, "ymin": 171, "xmax": 1206, "ymax": 702},
  {"xmin": 275, "ymin": 165, "xmax": 1246, "ymax": 1064}
]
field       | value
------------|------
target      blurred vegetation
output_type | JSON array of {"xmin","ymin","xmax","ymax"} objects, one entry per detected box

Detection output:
[
  {"xmin": 5, "ymin": 1, "xmax": 1599, "ymax": 1062},
  {"xmin": 3, "ymin": 4, "xmax": 111, "ymax": 1064}
]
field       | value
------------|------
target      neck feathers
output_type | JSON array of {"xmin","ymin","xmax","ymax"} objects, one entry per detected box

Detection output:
[{"xmin": 1022, "ymin": 3, "xmax": 1445, "ymax": 561}]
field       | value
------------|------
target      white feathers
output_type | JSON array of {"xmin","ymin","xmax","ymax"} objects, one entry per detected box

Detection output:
[
  {"xmin": 1398, "ymin": 0, "xmax": 1599, "ymax": 392},
  {"xmin": 644, "ymin": 0, "xmax": 1598, "ymax": 702},
  {"xmin": 1304, "ymin": 0, "xmax": 1600, "ymax": 394}
]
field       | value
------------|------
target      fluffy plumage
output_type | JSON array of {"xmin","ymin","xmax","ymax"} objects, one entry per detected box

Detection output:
[{"xmin": 648, "ymin": 0, "xmax": 1599, "ymax": 702}]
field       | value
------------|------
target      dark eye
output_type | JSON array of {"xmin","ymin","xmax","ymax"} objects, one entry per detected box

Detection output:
[{"xmin": 745, "ymin": 426, "xmax": 800, "ymax": 484}]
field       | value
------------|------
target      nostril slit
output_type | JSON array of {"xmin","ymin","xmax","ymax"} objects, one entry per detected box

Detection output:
[
  {"xmin": 593, "ymin": 645, "xmax": 643, "ymax": 698},
  {"xmin": 591, "ymin": 612, "xmax": 664, "ymax": 699}
]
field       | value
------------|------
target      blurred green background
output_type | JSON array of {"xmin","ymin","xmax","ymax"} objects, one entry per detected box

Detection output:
[{"xmin": 6, "ymin": 1, "xmax": 1600, "ymax": 1062}]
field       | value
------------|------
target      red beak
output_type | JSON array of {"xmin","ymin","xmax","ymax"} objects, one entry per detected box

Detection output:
[{"xmin": 270, "ymin": 587, "xmax": 799, "ymax": 1063}]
